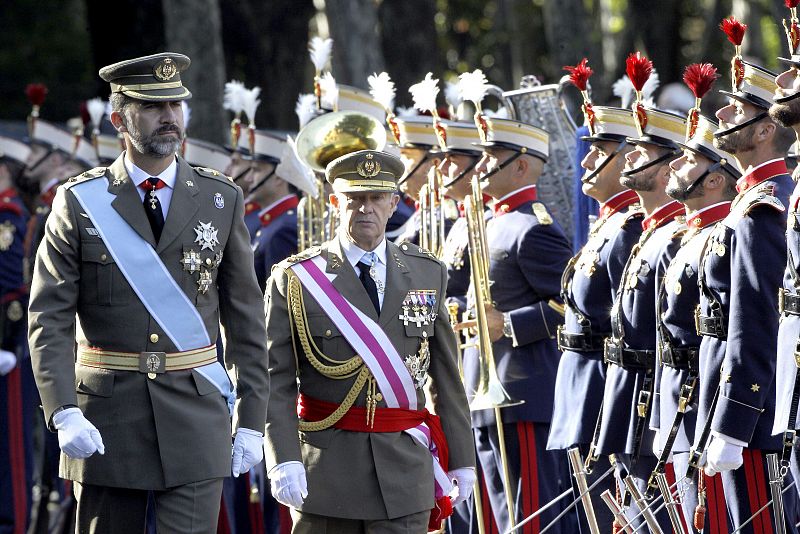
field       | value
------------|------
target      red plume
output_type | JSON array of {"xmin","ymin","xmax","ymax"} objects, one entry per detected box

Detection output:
[
  {"xmin": 25, "ymin": 83, "xmax": 48, "ymax": 107},
  {"xmin": 787, "ymin": 0, "xmax": 800, "ymax": 8},
  {"xmin": 720, "ymin": 16, "xmax": 747, "ymax": 46},
  {"xmin": 683, "ymin": 63, "xmax": 719, "ymax": 99},
  {"xmin": 563, "ymin": 58, "xmax": 593, "ymax": 92},
  {"xmin": 625, "ymin": 52, "xmax": 653, "ymax": 93}
]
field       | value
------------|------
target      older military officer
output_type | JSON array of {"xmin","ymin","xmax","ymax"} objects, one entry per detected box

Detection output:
[
  {"xmin": 27, "ymin": 53, "xmax": 269, "ymax": 533},
  {"xmin": 264, "ymin": 149, "xmax": 475, "ymax": 533}
]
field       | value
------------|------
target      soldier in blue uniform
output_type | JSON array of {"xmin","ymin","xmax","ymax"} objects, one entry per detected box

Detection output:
[
  {"xmin": 463, "ymin": 114, "xmax": 574, "ymax": 533},
  {"xmin": 593, "ymin": 74, "xmax": 686, "ymax": 530},
  {"xmin": 693, "ymin": 56, "xmax": 798, "ymax": 532},
  {"xmin": 654, "ymin": 109, "xmax": 740, "ymax": 532},
  {"xmin": 547, "ymin": 98, "xmax": 643, "ymax": 533},
  {"xmin": 0, "ymin": 135, "xmax": 35, "ymax": 534}
]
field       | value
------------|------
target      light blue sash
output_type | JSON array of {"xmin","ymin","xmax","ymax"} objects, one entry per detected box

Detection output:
[{"xmin": 71, "ymin": 177, "xmax": 235, "ymax": 413}]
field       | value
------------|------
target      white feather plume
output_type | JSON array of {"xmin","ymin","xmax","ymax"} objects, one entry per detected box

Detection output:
[
  {"xmin": 319, "ymin": 72, "xmax": 338, "ymax": 109},
  {"xmin": 368, "ymin": 72, "xmax": 396, "ymax": 112},
  {"xmin": 612, "ymin": 68, "xmax": 660, "ymax": 108},
  {"xmin": 276, "ymin": 136, "xmax": 319, "ymax": 197},
  {"xmin": 295, "ymin": 93, "xmax": 318, "ymax": 129},
  {"xmin": 181, "ymin": 102, "xmax": 192, "ymax": 131},
  {"xmin": 409, "ymin": 73, "xmax": 440, "ymax": 114},
  {"xmin": 223, "ymin": 80, "xmax": 246, "ymax": 114},
  {"xmin": 86, "ymin": 98, "xmax": 105, "ymax": 130},
  {"xmin": 241, "ymin": 86, "xmax": 261, "ymax": 126},
  {"xmin": 396, "ymin": 106, "xmax": 419, "ymax": 119},
  {"xmin": 458, "ymin": 69, "xmax": 489, "ymax": 106},
  {"xmin": 309, "ymin": 37, "xmax": 333, "ymax": 73},
  {"xmin": 484, "ymin": 106, "xmax": 509, "ymax": 119},
  {"xmin": 444, "ymin": 81, "xmax": 462, "ymax": 110}
]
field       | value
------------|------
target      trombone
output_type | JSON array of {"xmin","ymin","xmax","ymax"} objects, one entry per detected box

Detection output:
[
  {"xmin": 464, "ymin": 172, "xmax": 523, "ymax": 528},
  {"xmin": 419, "ymin": 166, "xmax": 447, "ymax": 258}
]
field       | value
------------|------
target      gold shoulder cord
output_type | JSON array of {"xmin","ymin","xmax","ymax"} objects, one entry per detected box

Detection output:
[{"xmin": 286, "ymin": 271, "xmax": 378, "ymax": 431}]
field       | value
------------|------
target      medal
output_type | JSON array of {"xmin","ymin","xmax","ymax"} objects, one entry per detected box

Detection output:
[
  {"xmin": 0, "ymin": 221, "xmax": 15, "ymax": 251},
  {"xmin": 214, "ymin": 192, "xmax": 224, "ymax": 209},
  {"xmin": 197, "ymin": 270, "xmax": 213, "ymax": 294},
  {"xmin": 194, "ymin": 221, "xmax": 220, "ymax": 251},
  {"xmin": 181, "ymin": 249, "xmax": 202, "ymax": 273}
]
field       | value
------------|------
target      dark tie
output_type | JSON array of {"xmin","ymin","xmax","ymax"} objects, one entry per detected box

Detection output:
[
  {"xmin": 357, "ymin": 260, "xmax": 380, "ymax": 315},
  {"xmin": 139, "ymin": 177, "xmax": 165, "ymax": 242}
]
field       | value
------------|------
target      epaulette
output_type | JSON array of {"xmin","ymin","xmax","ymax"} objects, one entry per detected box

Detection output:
[
  {"xmin": 532, "ymin": 202, "xmax": 553, "ymax": 225},
  {"xmin": 398, "ymin": 241, "xmax": 439, "ymax": 261},
  {"xmin": 726, "ymin": 183, "xmax": 785, "ymax": 227},
  {"xmin": 280, "ymin": 245, "xmax": 322, "ymax": 267},
  {"xmin": 65, "ymin": 167, "xmax": 107, "ymax": 187},
  {"xmin": 193, "ymin": 166, "xmax": 235, "ymax": 186}
]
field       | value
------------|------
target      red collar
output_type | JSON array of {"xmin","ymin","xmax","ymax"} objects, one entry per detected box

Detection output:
[
  {"xmin": 736, "ymin": 159, "xmax": 789, "ymax": 193},
  {"xmin": 642, "ymin": 200, "xmax": 684, "ymax": 231},
  {"xmin": 245, "ymin": 201, "xmax": 262, "ymax": 215},
  {"xmin": 39, "ymin": 186, "xmax": 56, "ymax": 207},
  {"xmin": 599, "ymin": 190, "xmax": 639, "ymax": 219},
  {"xmin": 403, "ymin": 195, "xmax": 416, "ymax": 209},
  {"xmin": 0, "ymin": 187, "xmax": 18, "ymax": 203},
  {"xmin": 686, "ymin": 202, "xmax": 732, "ymax": 230},
  {"xmin": 494, "ymin": 186, "xmax": 537, "ymax": 217},
  {"xmin": 259, "ymin": 195, "xmax": 298, "ymax": 226},
  {"xmin": 457, "ymin": 194, "xmax": 492, "ymax": 218}
]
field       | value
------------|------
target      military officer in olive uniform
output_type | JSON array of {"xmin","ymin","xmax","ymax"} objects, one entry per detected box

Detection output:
[
  {"xmin": 264, "ymin": 149, "xmax": 475, "ymax": 533},
  {"xmin": 27, "ymin": 53, "xmax": 269, "ymax": 534}
]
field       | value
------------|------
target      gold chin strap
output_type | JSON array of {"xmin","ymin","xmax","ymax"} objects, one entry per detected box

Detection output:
[{"xmin": 286, "ymin": 270, "xmax": 376, "ymax": 431}]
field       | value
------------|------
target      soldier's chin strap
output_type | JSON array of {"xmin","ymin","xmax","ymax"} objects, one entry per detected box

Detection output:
[
  {"xmin": 399, "ymin": 152, "xmax": 431, "ymax": 187},
  {"xmin": 25, "ymin": 147, "xmax": 56, "ymax": 173},
  {"xmin": 681, "ymin": 160, "xmax": 726, "ymax": 198},
  {"xmin": 713, "ymin": 112, "xmax": 769, "ymax": 138},
  {"xmin": 231, "ymin": 166, "xmax": 251, "ymax": 185},
  {"xmin": 248, "ymin": 168, "xmax": 276, "ymax": 196},
  {"xmin": 478, "ymin": 150, "xmax": 524, "ymax": 183},
  {"xmin": 774, "ymin": 89, "xmax": 800, "ymax": 104},
  {"xmin": 442, "ymin": 155, "xmax": 479, "ymax": 188},
  {"xmin": 581, "ymin": 141, "xmax": 628, "ymax": 185},
  {"xmin": 620, "ymin": 149, "xmax": 679, "ymax": 178}
]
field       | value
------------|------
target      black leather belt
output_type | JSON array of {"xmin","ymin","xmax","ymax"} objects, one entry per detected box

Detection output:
[
  {"xmin": 780, "ymin": 289, "xmax": 800, "ymax": 316},
  {"xmin": 604, "ymin": 342, "xmax": 655, "ymax": 370},
  {"xmin": 695, "ymin": 313, "xmax": 726, "ymax": 339},
  {"xmin": 557, "ymin": 326, "xmax": 607, "ymax": 352},
  {"xmin": 660, "ymin": 343, "xmax": 699, "ymax": 372}
]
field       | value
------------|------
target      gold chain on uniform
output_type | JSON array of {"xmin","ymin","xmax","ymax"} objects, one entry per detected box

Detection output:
[{"xmin": 286, "ymin": 271, "xmax": 379, "ymax": 431}]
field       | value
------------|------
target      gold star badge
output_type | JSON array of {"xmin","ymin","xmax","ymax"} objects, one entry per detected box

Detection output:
[{"xmin": 751, "ymin": 383, "xmax": 760, "ymax": 392}]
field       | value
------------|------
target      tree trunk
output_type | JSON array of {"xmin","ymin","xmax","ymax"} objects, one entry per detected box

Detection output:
[
  {"xmin": 540, "ymin": 0, "xmax": 591, "ymax": 80},
  {"xmin": 628, "ymin": 0, "xmax": 683, "ymax": 86},
  {"xmin": 732, "ymin": 0, "xmax": 763, "ymax": 60},
  {"xmin": 162, "ymin": 0, "xmax": 227, "ymax": 144},
  {"xmin": 325, "ymin": 0, "xmax": 385, "ymax": 89}
]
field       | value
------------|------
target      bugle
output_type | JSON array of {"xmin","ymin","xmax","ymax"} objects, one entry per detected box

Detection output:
[{"xmin": 419, "ymin": 165, "xmax": 447, "ymax": 258}]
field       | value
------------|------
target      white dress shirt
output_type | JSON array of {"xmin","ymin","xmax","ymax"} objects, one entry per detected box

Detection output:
[
  {"xmin": 124, "ymin": 153, "xmax": 178, "ymax": 219},
  {"xmin": 339, "ymin": 233, "xmax": 388, "ymax": 309}
]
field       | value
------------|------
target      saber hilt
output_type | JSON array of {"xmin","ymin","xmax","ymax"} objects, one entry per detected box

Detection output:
[{"xmin": 624, "ymin": 475, "xmax": 664, "ymax": 534}]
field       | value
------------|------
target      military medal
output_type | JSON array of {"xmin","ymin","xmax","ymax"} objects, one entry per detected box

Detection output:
[
  {"xmin": 181, "ymin": 249, "xmax": 202, "ymax": 273},
  {"xmin": 404, "ymin": 337, "xmax": 431, "ymax": 389},
  {"xmin": 577, "ymin": 250, "xmax": 600, "ymax": 277},
  {"xmin": 714, "ymin": 243, "xmax": 726, "ymax": 257},
  {"xmin": 194, "ymin": 221, "xmax": 219, "ymax": 251},
  {"xmin": 214, "ymin": 192, "xmax": 224, "ymax": 209},
  {"xmin": 197, "ymin": 270, "xmax": 212, "ymax": 294},
  {"xmin": 185, "ymin": 180, "xmax": 194, "ymax": 188},
  {"xmin": 0, "ymin": 221, "xmax": 15, "ymax": 251},
  {"xmin": 112, "ymin": 177, "xmax": 123, "ymax": 187},
  {"xmin": 399, "ymin": 295, "xmax": 413, "ymax": 326}
]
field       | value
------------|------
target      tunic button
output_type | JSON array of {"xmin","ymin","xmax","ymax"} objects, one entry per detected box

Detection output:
[
  {"xmin": 100, "ymin": 253, "xmax": 108, "ymax": 261},
  {"xmin": 150, "ymin": 334, "xmax": 159, "ymax": 343},
  {"xmin": 325, "ymin": 329, "xmax": 332, "ymax": 337},
  {"xmin": 375, "ymin": 393, "xmax": 383, "ymax": 402}
]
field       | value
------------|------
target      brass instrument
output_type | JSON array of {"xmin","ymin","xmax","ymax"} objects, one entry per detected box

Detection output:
[
  {"xmin": 419, "ymin": 166, "xmax": 447, "ymax": 257},
  {"xmin": 295, "ymin": 111, "xmax": 387, "ymax": 250},
  {"xmin": 464, "ymin": 172, "xmax": 523, "ymax": 527}
]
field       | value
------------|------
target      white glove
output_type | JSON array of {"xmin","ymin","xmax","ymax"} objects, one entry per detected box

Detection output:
[
  {"xmin": 449, "ymin": 467, "xmax": 477, "ymax": 507},
  {"xmin": 231, "ymin": 427, "xmax": 264, "ymax": 477},
  {"xmin": 53, "ymin": 407, "xmax": 105, "ymax": 459},
  {"xmin": 269, "ymin": 461, "xmax": 308, "ymax": 509},
  {"xmin": 704, "ymin": 436, "xmax": 743, "ymax": 476},
  {"xmin": 0, "ymin": 349, "xmax": 17, "ymax": 375},
  {"xmin": 652, "ymin": 430, "xmax": 662, "ymax": 457}
]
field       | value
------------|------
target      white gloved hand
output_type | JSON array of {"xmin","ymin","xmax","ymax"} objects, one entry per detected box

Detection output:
[
  {"xmin": 0, "ymin": 349, "xmax": 17, "ymax": 375},
  {"xmin": 652, "ymin": 430, "xmax": 662, "ymax": 457},
  {"xmin": 53, "ymin": 407, "xmax": 105, "ymax": 459},
  {"xmin": 269, "ymin": 461, "xmax": 308, "ymax": 509},
  {"xmin": 704, "ymin": 436, "xmax": 743, "ymax": 476},
  {"xmin": 449, "ymin": 467, "xmax": 477, "ymax": 507},
  {"xmin": 231, "ymin": 427, "xmax": 264, "ymax": 477}
]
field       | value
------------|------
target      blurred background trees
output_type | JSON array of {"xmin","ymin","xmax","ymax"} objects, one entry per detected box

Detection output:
[{"xmin": 0, "ymin": 0, "xmax": 791, "ymax": 142}]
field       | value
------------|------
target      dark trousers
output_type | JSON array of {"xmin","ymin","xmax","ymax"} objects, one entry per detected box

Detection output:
[
  {"xmin": 475, "ymin": 421, "xmax": 577, "ymax": 533},
  {"xmin": 290, "ymin": 509, "xmax": 429, "ymax": 534},
  {"xmin": 74, "ymin": 478, "xmax": 223, "ymax": 534}
]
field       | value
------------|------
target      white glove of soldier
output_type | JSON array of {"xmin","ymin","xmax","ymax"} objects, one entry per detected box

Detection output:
[
  {"xmin": 704, "ymin": 436, "xmax": 744, "ymax": 476},
  {"xmin": 652, "ymin": 430, "xmax": 662, "ymax": 457},
  {"xmin": 53, "ymin": 407, "xmax": 105, "ymax": 459},
  {"xmin": 231, "ymin": 427, "xmax": 264, "ymax": 477},
  {"xmin": 269, "ymin": 461, "xmax": 308, "ymax": 509},
  {"xmin": 0, "ymin": 350, "xmax": 16, "ymax": 375},
  {"xmin": 449, "ymin": 467, "xmax": 477, "ymax": 506}
]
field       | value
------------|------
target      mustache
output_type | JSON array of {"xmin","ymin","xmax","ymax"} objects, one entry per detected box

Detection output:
[{"xmin": 154, "ymin": 125, "xmax": 181, "ymax": 135}]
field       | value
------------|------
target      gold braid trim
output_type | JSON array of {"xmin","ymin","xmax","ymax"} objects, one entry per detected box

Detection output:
[{"xmin": 286, "ymin": 270, "xmax": 371, "ymax": 431}]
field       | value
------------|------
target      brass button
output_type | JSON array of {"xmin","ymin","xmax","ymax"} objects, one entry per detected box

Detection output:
[
  {"xmin": 375, "ymin": 393, "xmax": 383, "ymax": 402},
  {"xmin": 147, "ymin": 372, "xmax": 156, "ymax": 380},
  {"xmin": 206, "ymin": 258, "xmax": 212, "ymax": 265},
  {"xmin": 149, "ymin": 334, "xmax": 159, "ymax": 343},
  {"xmin": 325, "ymin": 329, "xmax": 332, "ymax": 337},
  {"xmin": 100, "ymin": 253, "xmax": 108, "ymax": 261}
]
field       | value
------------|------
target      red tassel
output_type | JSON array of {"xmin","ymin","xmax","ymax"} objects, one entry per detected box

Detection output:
[
  {"xmin": 787, "ymin": 0, "xmax": 800, "ymax": 9},
  {"xmin": 720, "ymin": 16, "xmax": 747, "ymax": 46},
  {"xmin": 612, "ymin": 518, "xmax": 623, "ymax": 534},
  {"xmin": 564, "ymin": 58, "xmax": 593, "ymax": 92},
  {"xmin": 625, "ymin": 52, "xmax": 653, "ymax": 93},
  {"xmin": 683, "ymin": 63, "xmax": 719, "ymax": 99},
  {"xmin": 25, "ymin": 83, "xmax": 48, "ymax": 107},
  {"xmin": 694, "ymin": 504, "xmax": 707, "ymax": 531}
]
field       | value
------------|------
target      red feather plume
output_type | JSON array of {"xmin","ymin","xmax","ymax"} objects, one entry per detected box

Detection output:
[
  {"xmin": 625, "ymin": 52, "xmax": 653, "ymax": 93},
  {"xmin": 563, "ymin": 58, "xmax": 593, "ymax": 92},
  {"xmin": 787, "ymin": 0, "xmax": 800, "ymax": 8},
  {"xmin": 25, "ymin": 83, "xmax": 48, "ymax": 107},
  {"xmin": 720, "ymin": 16, "xmax": 747, "ymax": 46},
  {"xmin": 683, "ymin": 63, "xmax": 719, "ymax": 99}
]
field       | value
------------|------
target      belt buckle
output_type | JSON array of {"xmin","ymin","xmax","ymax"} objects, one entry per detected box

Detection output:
[
  {"xmin": 779, "ymin": 288, "xmax": 786, "ymax": 314},
  {"xmin": 603, "ymin": 339, "xmax": 618, "ymax": 365},
  {"xmin": 636, "ymin": 389, "xmax": 651, "ymax": 418},
  {"xmin": 139, "ymin": 352, "xmax": 166, "ymax": 379},
  {"xmin": 556, "ymin": 325, "xmax": 565, "ymax": 351},
  {"xmin": 693, "ymin": 305, "xmax": 701, "ymax": 334},
  {"xmin": 784, "ymin": 430, "xmax": 796, "ymax": 449}
]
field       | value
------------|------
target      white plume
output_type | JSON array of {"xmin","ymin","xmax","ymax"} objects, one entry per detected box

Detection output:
[
  {"xmin": 458, "ymin": 69, "xmax": 489, "ymax": 106},
  {"xmin": 409, "ymin": 73, "xmax": 440, "ymax": 113},
  {"xmin": 484, "ymin": 106, "xmax": 509, "ymax": 119},
  {"xmin": 223, "ymin": 80, "xmax": 246, "ymax": 114},
  {"xmin": 368, "ymin": 72, "xmax": 396, "ymax": 112},
  {"xmin": 104, "ymin": 100, "xmax": 113, "ymax": 121},
  {"xmin": 276, "ymin": 135, "xmax": 319, "ymax": 197},
  {"xmin": 319, "ymin": 72, "xmax": 338, "ymax": 109},
  {"xmin": 181, "ymin": 101, "xmax": 192, "ymax": 131},
  {"xmin": 396, "ymin": 106, "xmax": 419, "ymax": 119},
  {"xmin": 444, "ymin": 81, "xmax": 462, "ymax": 110},
  {"xmin": 309, "ymin": 36, "xmax": 333, "ymax": 73},
  {"xmin": 612, "ymin": 68, "xmax": 660, "ymax": 109},
  {"xmin": 241, "ymin": 86, "xmax": 261, "ymax": 126},
  {"xmin": 295, "ymin": 93, "xmax": 318, "ymax": 128},
  {"xmin": 86, "ymin": 98, "xmax": 105, "ymax": 129}
]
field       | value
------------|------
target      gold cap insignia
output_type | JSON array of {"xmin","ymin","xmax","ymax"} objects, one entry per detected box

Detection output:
[
  {"xmin": 356, "ymin": 153, "xmax": 381, "ymax": 178},
  {"xmin": 154, "ymin": 58, "xmax": 177, "ymax": 81}
]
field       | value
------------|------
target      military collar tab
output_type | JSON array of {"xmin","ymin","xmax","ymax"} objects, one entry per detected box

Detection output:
[
  {"xmin": 736, "ymin": 158, "xmax": 789, "ymax": 193},
  {"xmin": 686, "ymin": 201, "xmax": 732, "ymax": 230},
  {"xmin": 642, "ymin": 200, "xmax": 684, "ymax": 231},
  {"xmin": 599, "ymin": 189, "xmax": 639, "ymax": 219},
  {"xmin": 493, "ymin": 185, "xmax": 537, "ymax": 217}
]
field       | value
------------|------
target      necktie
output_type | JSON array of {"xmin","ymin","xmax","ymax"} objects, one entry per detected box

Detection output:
[
  {"xmin": 139, "ymin": 177, "xmax": 166, "ymax": 242},
  {"xmin": 357, "ymin": 252, "xmax": 380, "ymax": 315}
]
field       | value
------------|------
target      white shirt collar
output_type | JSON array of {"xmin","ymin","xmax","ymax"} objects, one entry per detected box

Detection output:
[
  {"xmin": 123, "ymin": 152, "xmax": 178, "ymax": 189},
  {"xmin": 339, "ymin": 232, "xmax": 387, "ymax": 269}
]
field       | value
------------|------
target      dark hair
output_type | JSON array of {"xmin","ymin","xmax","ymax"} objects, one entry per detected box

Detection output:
[{"xmin": 772, "ymin": 120, "xmax": 796, "ymax": 155}]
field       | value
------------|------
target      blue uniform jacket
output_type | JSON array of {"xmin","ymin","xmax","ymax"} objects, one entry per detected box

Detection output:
[
  {"xmin": 252, "ymin": 196, "xmax": 298, "ymax": 293},
  {"xmin": 0, "ymin": 188, "xmax": 30, "ymax": 354}
]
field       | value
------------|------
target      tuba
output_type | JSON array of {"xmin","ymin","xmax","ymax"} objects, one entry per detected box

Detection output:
[
  {"xmin": 418, "ymin": 166, "xmax": 447, "ymax": 258},
  {"xmin": 294, "ymin": 111, "xmax": 387, "ymax": 250}
]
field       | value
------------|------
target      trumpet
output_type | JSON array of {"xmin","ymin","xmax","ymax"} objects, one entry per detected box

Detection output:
[
  {"xmin": 297, "ymin": 178, "xmax": 328, "ymax": 251},
  {"xmin": 464, "ymin": 173, "xmax": 523, "ymax": 527},
  {"xmin": 419, "ymin": 166, "xmax": 447, "ymax": 258}
]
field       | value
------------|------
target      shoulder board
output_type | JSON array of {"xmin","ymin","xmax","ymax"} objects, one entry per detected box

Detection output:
[
  {"xmin": 193, "ymin": 166, "xmax": 235, "ymax": 185},
  {"xmin": 398, "ymin": 241, "xmax": 439, "ymax": 261},
  {"xmin": 65, "ymin": 166, "xmax": 107, "ymax": 186},
  {"xmin": 0, "ymin": 200, "xmax": 22, "ymax": 217},
  {"xmin": 531, "ymin": 202, "xmax": 553, "ymax": 225},
  {"xmin": 727, "ymin": 184, "xmax": 785, "ymax": 225},
  {"xmin": 279, "ymin": 245, "xmax": 322, "ymax": 267}
]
